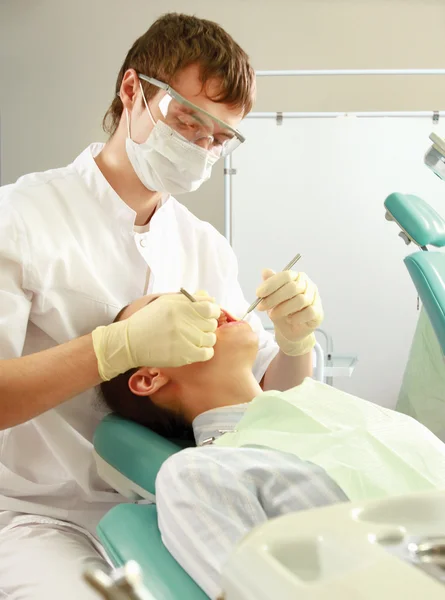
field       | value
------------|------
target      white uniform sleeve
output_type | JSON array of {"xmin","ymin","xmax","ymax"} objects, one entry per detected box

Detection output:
[
  {"xmin": 0, "ymin": 202, "xmax": 33, "ymax": 358},
  {"xmin": 219, "ymin": 242, "xmax": 278, "ymax": 382},
  {"xmin": 155, "ymin": 448, "xmax": 268, "ymax": 600}
]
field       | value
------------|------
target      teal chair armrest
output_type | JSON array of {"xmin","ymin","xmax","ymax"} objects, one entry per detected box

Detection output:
[
  {"xmin": 98, "ymin": 503, "xmax": 208, "ymax": 599},
  {"xmin": 405, "ymin": 252, "xmax": 445, "ymax": 355},
  {"xmin": 384, "ymin": 193, "xmax": 445, "ymax": 248},
  {"xmin": 94, "ymin": 414, "xmax": 189, "ymax": 497}
]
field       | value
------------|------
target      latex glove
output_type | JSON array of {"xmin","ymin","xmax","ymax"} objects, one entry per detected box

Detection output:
[
  {"xmin": 92, "ymin": 292, "xmax": 220, "ymax": 380},
  {"xmin": 256, "ymin": 269, "xmax": 324, "ymax": 356}
]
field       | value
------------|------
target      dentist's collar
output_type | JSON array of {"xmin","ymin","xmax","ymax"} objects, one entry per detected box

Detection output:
[{"xmin": 73, "ymin": 143, "xmax": 170, "ymax": 233}]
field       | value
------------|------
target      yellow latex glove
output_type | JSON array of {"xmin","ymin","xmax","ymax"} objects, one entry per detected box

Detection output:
[
  {"xmin": 92, "ymin": 293, "xmax": 220, "ymax": 381},
  {"xmin": 256, "ymin": 269, "xmax": 324, "ymax": 356}
]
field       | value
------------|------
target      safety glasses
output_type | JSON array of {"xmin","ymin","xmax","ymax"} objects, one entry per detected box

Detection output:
[{"xmin": 138, "ymin": 73, "xmax": 245, "ymax": 158}]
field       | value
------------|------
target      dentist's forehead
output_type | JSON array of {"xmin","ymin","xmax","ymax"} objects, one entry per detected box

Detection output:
[{"xmin": 171, "ymin": 64, "xmax": 244, "ymax": 128}]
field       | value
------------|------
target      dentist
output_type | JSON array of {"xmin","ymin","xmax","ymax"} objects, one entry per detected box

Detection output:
[{"xmin": 0, "ymin": 12, "xmax": 323, "ymax": 599}]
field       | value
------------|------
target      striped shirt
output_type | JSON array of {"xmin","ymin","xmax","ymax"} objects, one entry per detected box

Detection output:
[{"xmin": 155, "ymin": 405, "xmax": 348, "ymax": 599}]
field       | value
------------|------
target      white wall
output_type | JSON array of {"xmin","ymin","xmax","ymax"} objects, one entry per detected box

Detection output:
[{"xmin": 230, "ymin": 116, "xmax": 445, "ymax": 407}]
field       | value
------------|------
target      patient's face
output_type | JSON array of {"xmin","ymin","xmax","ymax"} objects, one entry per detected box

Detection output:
[
  {"xmin": 119, "ymin": 295, "xmax": 259, "ymax": 409},
  {"xmin": 186, "ymin": 306, "xmax": 259, "ymax": 374}
]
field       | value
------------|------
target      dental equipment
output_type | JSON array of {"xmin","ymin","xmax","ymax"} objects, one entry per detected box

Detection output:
[
  {"xmin": 241, "ymin": 252, "xmax": 302, "ymax": 320},
  {"xmin": 222, "ymin": 489, "xmax": 445, "ymax": 599},
  {"xmin": 84, "ymin": 560, "xmax": 155, "ymax": 600},
  {"xmin": 179, "ymin": 288, "xmax": 197, "ymax": 303},
  {"xmin": 425, "ymin": 133, "xmax": 445, "ymax": 182}
]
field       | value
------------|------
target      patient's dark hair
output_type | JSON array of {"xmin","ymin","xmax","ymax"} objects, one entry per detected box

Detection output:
[{"xmin": 100, "ymin": 306, "xmax": 194, "ymax": 441}]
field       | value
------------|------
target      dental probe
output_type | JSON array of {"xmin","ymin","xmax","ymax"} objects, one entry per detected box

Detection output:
[
  {"xmin": 241, "ymin": 253, "xmax": 302, "ymax": 320},
  {"xmin": 179, "ymin": 288, "xmax": 197, "ymax": 302}
]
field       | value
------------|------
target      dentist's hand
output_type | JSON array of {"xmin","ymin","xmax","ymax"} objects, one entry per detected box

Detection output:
[
  {"xmin": 92, "ymin": 292, "xmax": 220, "ymax": 380},
  {"xmin": 256, "ymin": 270, "xmax": 324, "ymax": 356}
]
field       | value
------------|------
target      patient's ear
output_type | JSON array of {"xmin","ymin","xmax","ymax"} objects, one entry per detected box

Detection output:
[{"xmin": 128, "ymin": 368, "xmax": 170, "ymax": 396}]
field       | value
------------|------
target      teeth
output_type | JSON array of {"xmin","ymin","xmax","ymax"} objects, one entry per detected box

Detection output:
[{"xmin": 218, "ymin": 311, "xmax": 229, "ymax": 327}]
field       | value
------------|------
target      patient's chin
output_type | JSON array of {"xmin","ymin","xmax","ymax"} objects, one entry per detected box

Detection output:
[{"xmin": 215, "ymin": 324, "xmax": 259, "ymax": 359}]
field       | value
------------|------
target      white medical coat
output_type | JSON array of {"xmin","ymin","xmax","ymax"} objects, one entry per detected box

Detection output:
[{"xmin": 0, "ymin": 143, "xmax": 278, "ymax": 533}]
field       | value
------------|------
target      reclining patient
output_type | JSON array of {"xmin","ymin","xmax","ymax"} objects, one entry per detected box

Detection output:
[{"xmin": 101, "ymin": 298, "xmax": 445, "ymax": 600}]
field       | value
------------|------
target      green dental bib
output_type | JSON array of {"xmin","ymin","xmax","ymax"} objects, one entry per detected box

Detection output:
[{"xmin": 215, "ymin": 378, "xmax": 445, "ymax": 501}]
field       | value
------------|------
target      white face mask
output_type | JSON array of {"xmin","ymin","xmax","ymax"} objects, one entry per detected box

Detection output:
[{"xmin": 125, "ymin": 85, "xmax": 219, "ymax": 195}]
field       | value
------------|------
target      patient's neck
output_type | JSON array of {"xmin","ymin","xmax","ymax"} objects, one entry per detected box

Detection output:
[{"xmin": 180, "ymin": 368, "xmax": 262, "ymax": 422}]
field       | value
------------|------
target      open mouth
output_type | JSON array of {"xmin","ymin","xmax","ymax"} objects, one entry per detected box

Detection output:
[{"xmin": 217, "ymin": 309, "xmax": 238, "ymax": 328}]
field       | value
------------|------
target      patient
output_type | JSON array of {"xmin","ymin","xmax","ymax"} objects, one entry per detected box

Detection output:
[
  {"xmin": 100, "ymin": 297, "xmax": 445, "ymax": 600},
  {"xmin": 101, "ymin": 301, "xmax": 265, "ymax": 437}
]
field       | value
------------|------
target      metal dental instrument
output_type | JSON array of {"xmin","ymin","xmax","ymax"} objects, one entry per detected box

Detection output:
[
  {"xmin": 179, "ymin": 288, "xmax": 197, "ymax": 302},
  {"xmin": 241, "ymin": 253, "xmax": 302, "ymax": 320},
  {"xmin": 83, "ymin": 560, "xmax": 155, "ymax": 600}
]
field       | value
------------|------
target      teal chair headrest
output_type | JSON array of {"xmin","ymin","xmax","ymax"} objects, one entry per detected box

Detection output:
[
  {"xmin": 95, "ymin": 416, "xmax": 205, "ymax": 598},
  {"xmin": 94, "ymin": 414, "xmax": 191, "ymax": 496},
  {"xmin": 405, "ymin": 252, "xmax": 445, "ymax": 355},
  {"xmin": 384, "ymin": 193, "xmax": 445, "ymax": 248}
]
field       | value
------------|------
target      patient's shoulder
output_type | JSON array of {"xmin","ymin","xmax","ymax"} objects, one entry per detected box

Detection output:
[
  {"xmin": 158, "ymin": 447, "xmax": 214, "ymax": 474},
  {"xmin": 156, "ymin": 446, "xmax": 240, "ymax": 489},
  {"xmin": 156, "ymin": 448, "xmax": 210, "ymax": 496}
]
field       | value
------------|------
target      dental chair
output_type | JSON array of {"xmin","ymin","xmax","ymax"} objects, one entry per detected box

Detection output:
[
  {"xmin": 384, "ymin": 191, "xmax": 445, "ymax": 350},
  {"xmin": 384, "ymin": 192, "xmax": 445, "ymax": 439},
  {"xmin": 93, "ymin": 416, "xmax": 206, "ymax": 599}
]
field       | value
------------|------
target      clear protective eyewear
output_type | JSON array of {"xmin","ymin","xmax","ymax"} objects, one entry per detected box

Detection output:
[{"xmin": 138, "ymin": 73, "xmax": 245, "ymax": 158}]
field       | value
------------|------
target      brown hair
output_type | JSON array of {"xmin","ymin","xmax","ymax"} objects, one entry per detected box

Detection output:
[
  {"xmin": 103, "ymin": 13, "xmax": 256, "ymax": 136},
  {"xmin": 100, "ymin": 306, "xmax": 194, "ymax": 441},
  {"xmin": 100, "ymin": 368, "xmax": 193, "ymax": 440}
]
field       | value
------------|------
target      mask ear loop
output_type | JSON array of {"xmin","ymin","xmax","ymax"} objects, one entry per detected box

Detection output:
[
  {"xmin": 139, "ymin": 81, "xmax": 156, "ymax": 126},
  {"xmin": 125, "ymin": 108, "xmax": 131, "ymax": 139},
  {"xmin": 125, "ymin": 81, "xmax": 156, "ymax": 140}
]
